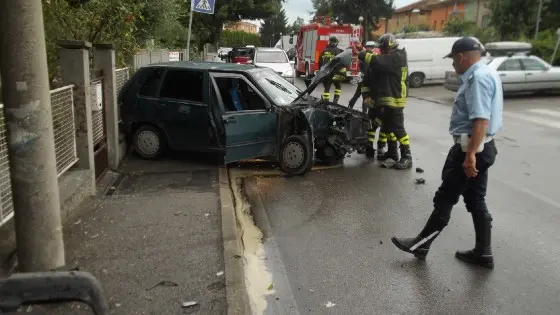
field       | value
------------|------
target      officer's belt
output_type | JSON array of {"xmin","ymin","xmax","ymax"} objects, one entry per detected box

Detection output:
[{"xmin": 453, "ymin": 135, "xmax": 494, "ymax": 144}]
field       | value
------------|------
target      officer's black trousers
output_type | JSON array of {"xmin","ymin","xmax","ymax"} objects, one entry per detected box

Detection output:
[
  {"xmin": 381, "ymin": 107, "xmax": 410, "ymax": 145},
  {"xmin": 428, "ymin": 140, "xmax": 498, "ymax": 230}
]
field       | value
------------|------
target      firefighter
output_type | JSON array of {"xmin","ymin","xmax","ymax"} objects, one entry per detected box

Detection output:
[
  {"xmin": 318, "ymin": 36, "xmax": 346, "ymax": 104},
  {"xmin": 361, "ymin": 33, "xmax": 412, "ymax": 169}
]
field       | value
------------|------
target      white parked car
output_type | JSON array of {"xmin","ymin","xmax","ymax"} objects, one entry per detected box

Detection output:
[
  {"xmin": 444, "ymin": 42, "xmax": 560, "ymax": 93},
  {"xmin": 252, "ymin": 47, "xmax": 295, "ymax": 84}
]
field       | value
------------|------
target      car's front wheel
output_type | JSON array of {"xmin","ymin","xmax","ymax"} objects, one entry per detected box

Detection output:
[
  {"xmin": 279, "ymin": 134, "xmax": 313, "ymax": 175},
  {"xmin": 133, "ymin": 124, "xmax": 167, "ymax": 160}
]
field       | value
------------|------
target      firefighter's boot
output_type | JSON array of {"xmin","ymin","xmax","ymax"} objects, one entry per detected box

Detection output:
[
  {"xmin": 365, "ymin": 129, "xmax": 376, "ymax": 158},
  {"xmin": 394, "ymin": 144, "xmax": 413, "ymax": 169},
  {"xmin": 391, "ymin": 213, "xmax": 444, "ymax": 260},
  {"xmin": 333, "ymin": 89, "xmax": 341, "ymax": 104},
  {"xmin": 377, "ymin": 141, "xmax": 398, "ymax": 161},
  {"xmin": 455, "ymin": 212, "xmax": 494, "ymax": 269}
]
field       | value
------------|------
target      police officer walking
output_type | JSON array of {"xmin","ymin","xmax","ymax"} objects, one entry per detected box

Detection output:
[
  {"xmin": 391, "ymin": 37, "xmax": 503, "ymax": 269},
  {"xmin": 318, "ymin": 36, "xmax": 346, "ymax": 104},
  {"xmin": 361, "ymin": 33, "xmax": 412, "ymax": 169}
]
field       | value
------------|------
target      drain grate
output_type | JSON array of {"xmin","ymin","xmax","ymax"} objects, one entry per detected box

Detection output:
[{"xmin": 105, "ymin": 173, "xmax": 126, "ymax": 196}]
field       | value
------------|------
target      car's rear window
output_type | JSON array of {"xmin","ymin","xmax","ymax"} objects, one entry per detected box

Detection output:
[{"xmin": 256, "ymin": 51, "xmax": 288, "ymax": 63}]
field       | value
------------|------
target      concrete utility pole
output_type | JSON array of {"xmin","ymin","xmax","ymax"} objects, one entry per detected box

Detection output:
[
  {"xmin": 534, "ymin": 0, "xmax": 543, "ymax": 40},
  {"xmin": 0, "ymin": 1, "xmax": 65, "ymax": 271}
]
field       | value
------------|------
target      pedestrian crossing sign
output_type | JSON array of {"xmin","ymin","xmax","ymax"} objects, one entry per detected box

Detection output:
[{"xmin": 193, "ymin": 0, "xmax": 215, "ymax": 14}]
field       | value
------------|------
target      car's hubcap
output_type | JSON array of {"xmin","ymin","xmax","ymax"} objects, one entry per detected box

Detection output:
[
  {"xmin": 412, "ymin": 76, "xmax": 422, "ymax": 86},
  {"xmin": 137, "ymin": 130, "xmax": 160, "ymax": 155},
  {"xmin": 283, "ymin": 141, "xmax": 305, "ymax": 169}
]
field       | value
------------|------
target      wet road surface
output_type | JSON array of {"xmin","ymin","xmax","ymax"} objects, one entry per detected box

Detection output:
[{"xmin": 245, "ymin": 80, "xmax": 560, "ymax": 314}]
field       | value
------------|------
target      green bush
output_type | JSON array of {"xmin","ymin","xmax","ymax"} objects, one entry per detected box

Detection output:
[
  {"xmin": 219, "ymin": 30, "xmax": 260, "ymax": 47},
  {"xmin": 530, "ymin": 29, "xmax": 560, "ymax": 66}
]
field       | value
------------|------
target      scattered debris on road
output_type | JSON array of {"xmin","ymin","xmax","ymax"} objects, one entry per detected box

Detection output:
[
  {"xmin": 415, "ymin": 178, "xmax": 426, "ymax": 184},
  {"xmin": 416, "ymin": 167, "xmax": 424, "ymax": 173},
  {"xmin": 146, "ymin": 280, "xmax": 178, "ymax": 291},
  {"xmin": 216, "ymin": 271, "xmax": 224, "ymax": 276},
  {"xmin": 181, "ymin": 301, "xmax": 198, "ymax": 308},
  {"xmin": 325, "ymin": 301, "xmax": 336, "ymax": 308}
]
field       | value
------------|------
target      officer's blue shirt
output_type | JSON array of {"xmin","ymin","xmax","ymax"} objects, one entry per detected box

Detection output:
[{"xmin": 449, "ymin": 59, "xmax": 503, "ymax": 136}]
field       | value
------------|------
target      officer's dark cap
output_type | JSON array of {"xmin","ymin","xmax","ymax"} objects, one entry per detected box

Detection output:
[{"xmin": 444, "ymin": 37, "xmax": 484, "ymax": 58}]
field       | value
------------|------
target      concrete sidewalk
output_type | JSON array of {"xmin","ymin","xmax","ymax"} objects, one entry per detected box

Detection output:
[{"xmin": 40, "ymin": 155, "xmax": 234, "ymax": 314}]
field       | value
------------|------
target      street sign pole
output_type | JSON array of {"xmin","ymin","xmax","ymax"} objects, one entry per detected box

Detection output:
[
  {"xmin": 551, "ymin": 28, "xmax": 560, "ymax": 65},
  {"xmin": 186, "ymin": 0, "xmax": 194, "ymax": 61},
  {"xmin": 186, "ymin": 0, "xmax": 216, "ymax": 61}
]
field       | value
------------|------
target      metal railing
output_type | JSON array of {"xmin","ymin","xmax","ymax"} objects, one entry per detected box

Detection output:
[
  {"xmin": 0, "ymin": 84, "xmax": 78, "ymax": 226},
  {"xmin": 90, "ymin": 78, "xmax": 105, "ymax": 144},
  {"xmin": 115, "ymin": 68, "xmax": 130, "ymax": 121}
]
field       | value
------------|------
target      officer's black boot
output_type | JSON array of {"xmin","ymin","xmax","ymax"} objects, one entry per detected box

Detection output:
[
  {"xmin": 391, "ymin": 213, "xmax": 444, "ymax": 260},
  {"xmin": 377, "ymin": 141, "xmax": 399, "ymax": 161},
  {"xmin": 394, "ymin": 144, "xmax": 413, "ymax": 169},
  {"xmin": 376, "ymin": 142, "xmax": 386, "ymax": 156},
  {"xmin": 455, "ymin": 213, "xmax": 494, "ymax": 269}
]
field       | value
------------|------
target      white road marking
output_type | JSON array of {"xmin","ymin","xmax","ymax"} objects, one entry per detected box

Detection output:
[
  {"xmin": 527, "ymin": 108, "xmax": 560, "ymax": 118},
  {"xmin": 494, "ymin": 178, "xmax": 560, "ymax": 210},
  {"xmin": 504, "ymin": 111, "xmax": 560, "ymax": 129}
]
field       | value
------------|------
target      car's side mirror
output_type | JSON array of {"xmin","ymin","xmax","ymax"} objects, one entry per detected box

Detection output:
[{"xmin": 289, "ymin": 60, "xmax": 295, "ymax": 65}]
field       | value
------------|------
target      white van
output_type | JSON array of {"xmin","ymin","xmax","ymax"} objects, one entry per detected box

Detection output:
[{"xmin": 397, "ymin": 37, "xmax": 470, "ymax": 87}]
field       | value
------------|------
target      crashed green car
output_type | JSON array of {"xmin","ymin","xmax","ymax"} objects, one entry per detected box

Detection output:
[{"xmin": 119, "ymin": 49, "xmax": 371, "ymax": 175}]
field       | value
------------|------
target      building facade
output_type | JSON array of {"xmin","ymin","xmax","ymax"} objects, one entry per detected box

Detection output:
[
  {"xmin": 224, "ymin": 21, "xmax": 258, "ymax": 34},
  {"xmin": 374, "ymin": 0, "xmax": 489, "ymax": 36}
]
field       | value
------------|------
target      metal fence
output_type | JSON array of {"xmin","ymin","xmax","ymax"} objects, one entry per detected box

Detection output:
[
  {"xmin": 0, "ymin": 84, "xmax": 78, "ymax": 226},
  {"xmin": 90, "ymin": 78, "xmax": 105, "ymax": 144},
  {"xmin": 116, "ymin": 67, "xmax": 130, "ymax": 92}
]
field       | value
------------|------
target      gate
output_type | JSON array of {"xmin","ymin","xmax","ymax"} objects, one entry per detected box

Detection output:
[{"xmin": 90, "ymin": 70, "xmax": 108, "ymax": 179}]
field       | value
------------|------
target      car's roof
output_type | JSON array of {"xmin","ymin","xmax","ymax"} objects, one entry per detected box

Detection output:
[
  {"xmin": 145, "ymin": 60, "xmax": 257, "ymax": 72},
  {"xmin": 255, "ymin": 47, "xmax": 284, "ymax": 52}
]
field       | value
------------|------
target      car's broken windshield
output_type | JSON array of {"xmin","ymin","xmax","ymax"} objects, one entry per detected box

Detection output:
[{"xmin": 251, "ymin": 68, "xmax": 302, "ymax": 106}]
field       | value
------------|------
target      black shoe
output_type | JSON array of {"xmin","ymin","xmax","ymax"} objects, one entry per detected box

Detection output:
[
  {"xmin": 391, "ymin": 236, "xmax": 432, "ymax": 260},
  {"xmin": 333, "ymin": 95, "xmax": 340, "ymax": 104},
  {"xmin": 392, "ymin": 214, "xmax": 445, "ymax": 260},
  {"xmin": 455, "ymin": 213, "xmax": 494, "ymax": 269},
  {"xmin": 365, "ymin": 145, "xmax": 375, "ymax": 158},
  {"xmin": 394, "ymin": 144, "xmax": 412, "ymax": 169},
  {"xmin": 377, "ymin": 141, "xmax": 398, "ymax": 161}
]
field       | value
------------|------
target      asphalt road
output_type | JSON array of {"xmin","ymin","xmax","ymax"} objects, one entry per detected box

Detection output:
[{"xmin": 245, "ymin": 80, "xmax": 560, "ymax": 315}]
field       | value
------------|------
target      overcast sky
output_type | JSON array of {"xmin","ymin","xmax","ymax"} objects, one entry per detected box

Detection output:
[{"xmin": 283, "ymin": 0, "xmax": 416, "ymax": 23}]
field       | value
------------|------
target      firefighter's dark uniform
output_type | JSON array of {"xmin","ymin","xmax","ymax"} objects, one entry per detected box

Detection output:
[
  {"xmin": 361, "ymin": 34, "xmax": 413, "ymax": 169},
  {"xmin": 318, "ymin": 37, "xmax": 345, "ymax": 104},
  {"xmin": 349, "ymin": 44, "xmax": 378, "ymax": 111}
]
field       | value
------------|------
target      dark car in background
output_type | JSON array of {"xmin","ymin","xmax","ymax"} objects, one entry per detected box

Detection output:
[{"xmin": 225, "ymin": 46, "xmax": 255, "ymax": 64}]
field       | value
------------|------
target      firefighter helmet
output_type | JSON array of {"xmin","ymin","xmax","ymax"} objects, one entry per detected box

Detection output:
[
  {"xmin": 329, "ymin": 36, "xmax": 339, "ymax": 46},
  {"xmin": 378, "ymin": 33, "xmax": 398, "ymax": 52}
]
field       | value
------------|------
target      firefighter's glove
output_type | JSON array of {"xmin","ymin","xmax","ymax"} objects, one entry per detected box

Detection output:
[{"xmin": 363, "ymin": 96, "xmax": 373, "ymax": 107}]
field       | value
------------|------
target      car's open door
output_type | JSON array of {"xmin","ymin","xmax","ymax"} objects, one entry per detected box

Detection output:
[{"xmin": 209, "ymin": 73, "xmax": 277, "ymax": 163}]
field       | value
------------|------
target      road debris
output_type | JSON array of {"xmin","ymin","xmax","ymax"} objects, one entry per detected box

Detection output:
[
  {"xmin": 146, "ymin": 280, "xmax": 178, "ymax": 291},
  {"xmin": 216, "ymin": 271, "xmax": 224, "ymax": 276},
  {"xmin": 325, "ymin": 301, "xmax": 336, "ymax": 308},
  {"xmin": 182, "ymin": 301, "xmax": 198, "ymax": 308},
  {"xmin": 415, "ymin": 178, "xmax": 426, "ymax": 184},
  {"xmin": 267, "ymin": 283, "xmax": 274, "ymax": 290},
  {"xmin": 416, "ymin": 167, "xmax": 424, "ymax": 173}
]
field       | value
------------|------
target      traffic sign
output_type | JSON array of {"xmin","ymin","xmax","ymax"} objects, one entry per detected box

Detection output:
[{"xmin": 193, "ymin": 0, "xmax": 215, "ymax": 14}]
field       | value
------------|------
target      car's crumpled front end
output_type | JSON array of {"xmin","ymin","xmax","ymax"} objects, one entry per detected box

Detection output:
[{"xmin": 279, "ymin": 48, "xmax": 371, "ymax": 165}]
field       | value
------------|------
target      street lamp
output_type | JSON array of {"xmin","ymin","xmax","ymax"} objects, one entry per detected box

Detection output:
[
  {"xmin": 550, "ymin": 28, "xmax": 560, "ymax": 65},
  {"xmin": 358, "ymin": 16, "xmax": 364, "ymax": 43}
]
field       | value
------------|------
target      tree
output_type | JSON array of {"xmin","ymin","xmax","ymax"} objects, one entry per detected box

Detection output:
[
  {"xmin": 488, "ymin": 0, "xmax": 536, "ymax": 40},
  {"xmin": 180, "ymin": 0, "xmax": 285, "ymax": 49},
  {"xmin": 287, "ymin": 17, "xmax": 304, "ymax": 34},
  {"xmin": 259, "ymin": 9, "xmax": 288, "ymax": 46},
  {"xmin": 311, "ymin": 0, "xmax": 394, "ymax": 39},
  {"xmin": 220, "ymin": 30, "xmax": 261, "ymax": 47},
  {"xmin": 42, "ymin": 0, "xmax": 145, "ymax": 84}
]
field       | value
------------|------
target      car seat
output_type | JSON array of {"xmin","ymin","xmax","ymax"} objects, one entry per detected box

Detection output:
[{"xmin": 228, "ymin": 79, "xmax": 244, "ymax": 111}]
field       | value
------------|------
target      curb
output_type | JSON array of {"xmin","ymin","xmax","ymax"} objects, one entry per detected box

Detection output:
[{"xmin": 219, "ymin": 166, "xmax": 251, "ymax": 315}]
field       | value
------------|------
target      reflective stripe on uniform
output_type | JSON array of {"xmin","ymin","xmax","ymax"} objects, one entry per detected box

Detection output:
[
  {"xmin": 398, "ymin": 134, "xmax": 410, "ymax": 145},
  {"xmin": 332, "ymin": 75, "xmax": 345, "ymax": 81},
  {"xmin": 389, "ymin": 133, "xmax": 397, "ymax": 141},
  {"xmin": 378, "ymin": 132, "xmax": 388, "ymax": 143},
  {"xmin": 361, "ymin": 86, "xmax": 370, "ymax": 93},
  {"xmin": 334, "ymin": 89, "xmax": 341, "ymax": 96},
  {"xmin": 322, "ymin": 93, "xmax": 330, "ymax": 100},
  {"xmin": 378, "ymin": 96, "xmax": 407, "ymax": 107}
]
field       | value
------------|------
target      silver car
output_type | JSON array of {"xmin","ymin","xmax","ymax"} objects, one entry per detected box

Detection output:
[{"xmin": 444, "ymin": 55, "xmax": 560, "ymax": 94}]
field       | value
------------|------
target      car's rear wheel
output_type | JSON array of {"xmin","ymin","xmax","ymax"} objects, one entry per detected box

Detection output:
[
  {"xmin": 133, "ymin": 124, "xmax": 166, "ymax": 159},
  {"xmin": 408, "ymin": 72, "xmax": 425, "ymax": 88},
  {"xmin": 279, "ymin": 134, "xmax": 313, "ymax": 175}
]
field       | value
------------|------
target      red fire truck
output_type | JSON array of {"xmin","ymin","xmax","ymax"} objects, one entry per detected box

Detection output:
[{"xmin": 294, "ymin": 17, "xmax": 363, "ymax": 79}]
